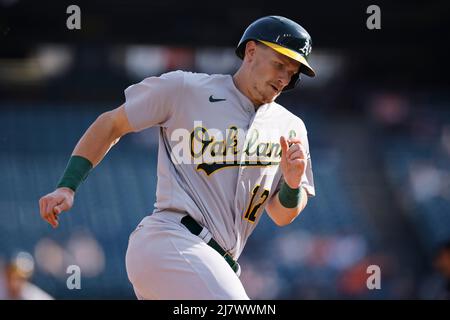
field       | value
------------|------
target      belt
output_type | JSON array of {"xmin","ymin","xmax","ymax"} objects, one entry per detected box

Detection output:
[{"xmin": 181, "ymin": 215, "xmax": 240, "ymax": 275}]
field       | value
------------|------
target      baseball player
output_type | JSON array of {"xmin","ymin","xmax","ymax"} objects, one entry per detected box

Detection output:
[{"xmin": 38, "ymin": 16, "xmax": 316, "ymax": 299}]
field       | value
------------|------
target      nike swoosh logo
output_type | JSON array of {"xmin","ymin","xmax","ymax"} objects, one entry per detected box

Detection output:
[{"xmin": 209, "ymin": 95, "xmax": 226, "ymax": 103}]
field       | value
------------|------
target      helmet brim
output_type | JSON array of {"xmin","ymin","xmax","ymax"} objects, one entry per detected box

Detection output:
[{"xmin": 259, "ymin": 40, "xmax": 316, "ymax": 77}]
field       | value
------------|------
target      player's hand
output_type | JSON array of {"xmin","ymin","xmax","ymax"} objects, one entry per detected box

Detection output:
[
  {"xmin": 279, "ymin": 136, "xmax": 307, "ymax": 189},
  {"xmin": 39, "ymin": 187, "xmax": 75, "ymax": 228}
]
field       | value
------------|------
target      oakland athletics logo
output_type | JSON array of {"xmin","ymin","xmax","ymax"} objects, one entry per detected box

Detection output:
[{"xmin": 299, "ymin": 38, "xmax": 312, "ymax": 56}]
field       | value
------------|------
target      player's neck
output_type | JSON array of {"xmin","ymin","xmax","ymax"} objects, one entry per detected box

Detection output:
[{"xmin": 232, "ymin": 69, "xmax": 262, "ymax": 110}]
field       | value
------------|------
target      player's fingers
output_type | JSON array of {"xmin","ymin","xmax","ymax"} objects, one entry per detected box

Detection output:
[
  {"xmin": 280, "ymin": 136, "xmax": 289, "ymax": 160},
  {"xmin": 50, "ymin": 199, "xmax": 66, "ymax": 227},
  {"xmin": 51, "ymin": 216, "xmax": 59, "ymax": 228},
  {"xmin": 40, "ymin": 197, "xmax": 53, "ymax": 220},
  {"xmin": 286, "ymin": 143, "xmax": 300, "ymax": 158},
  {"xmin": 45, "ymin": 210, "xmax": 58, "ymax": 228},
  {"xmin": 289, "ymin": 149, "xmax": 305, "ymax": 161},
  {"xmin": 39, "ymin": 197, "xmax": 46, "ymax": 218},
  {"xmin": 289, "ymin": 143, "xmax": 307, "ymax": 159},
  {"xmin": 44, "ymin": 211, "xmax": 58, "ymax": 228},
  {"xmin": 45, "ymin": 198, "xmax": 57, "ymax": 216},
  {"xmin": 44, "ymin": 198, "xmax": 59, "ymax": 228},
  {"xmin": 286, "ymin": 144, "xmax": 295, "ymax": 158},
  {"xmin": 288, "ymin": 157, "xmax": 306, "ymax": 169},
  {"xmin": 53, "ymin": 199, "xmax": 69, "ymax": 216},
  {"xmin": 287, "ymin": 138, "xmax": 302, "ymax": 145},
  {"xmin": 53, "ymin": 206, "xmax": 62, "ymax": 216},
  {"xmin": 39, "ymin": 195, "xmax": 58, "ymax": 228}
]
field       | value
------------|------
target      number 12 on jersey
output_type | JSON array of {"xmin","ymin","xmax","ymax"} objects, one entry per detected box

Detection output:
[{"xmin": 243, "ymin": 185, "xmax": 270, "ymax": 223}]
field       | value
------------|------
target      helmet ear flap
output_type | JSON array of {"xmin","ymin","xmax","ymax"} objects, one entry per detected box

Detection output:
[{"xmin": 283, "ymin": 73, "xmax": 301, "ymax": 91}]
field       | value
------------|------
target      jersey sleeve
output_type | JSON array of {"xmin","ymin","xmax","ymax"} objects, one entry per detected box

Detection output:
[
  {"xmin": 301, "ymin": 133, "xmax": 315, "ymax": 197},
  {"xmin": 123, "ymin": 70, "xmax": 184, "ymax": 131}
]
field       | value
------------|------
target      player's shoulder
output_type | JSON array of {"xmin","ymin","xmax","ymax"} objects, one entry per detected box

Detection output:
[
  {"xmin": 157, "ymin": 69, "xmax": 186, "ymax": 81},
  {"xmin": 136, "ymin": 69, "xmax": 185, "ymax": 89},
  {"xmin": 147, "ymin": 70, "xmax": 228, "ymax": 89},
  {"xmin": 181, "ymin": 71, "xmax": 229, "ymax": 88},
  {"xmin": 270, "ymin": 101, "xmax": 308, "ymax": 132}
]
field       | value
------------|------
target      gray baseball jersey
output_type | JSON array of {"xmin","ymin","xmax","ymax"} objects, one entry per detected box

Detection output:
[{"xmin": 124, "ymin": 70, "xmax": 315, "ymax": 260}]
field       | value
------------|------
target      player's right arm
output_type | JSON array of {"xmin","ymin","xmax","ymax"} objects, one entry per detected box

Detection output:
[
  {"xmin": 38, "ymin": 104, "xmax": 134, "ymax": 228},
  {"xmin": 71, "ymin": 104, "xmax": 133, "ymax": 166}
]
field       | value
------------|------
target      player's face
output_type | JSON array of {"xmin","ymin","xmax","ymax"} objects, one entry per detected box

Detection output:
[{"xmin": 248, "ymin": 42, "xmax": 301, "ymax": 105}]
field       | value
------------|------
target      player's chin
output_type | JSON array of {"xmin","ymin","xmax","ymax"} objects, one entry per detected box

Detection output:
[
  {"xmin": 264, "ymin": 91, "xmax": 279, "ymax": 103},
  {"xmin": 266, "ymin": 84, "xmax": 281, "ymax": 100},
  {"xmin": 256, "ymin": 86, "xmax": 279, "ymax": 104}
]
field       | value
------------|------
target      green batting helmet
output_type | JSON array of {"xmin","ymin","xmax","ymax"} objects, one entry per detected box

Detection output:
[{"xmin": 236, "ymin": 16, "xmax": 316, "ymax": 91}]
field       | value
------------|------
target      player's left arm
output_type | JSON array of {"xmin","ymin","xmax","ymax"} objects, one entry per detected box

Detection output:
[{"xmin": 265, "ymin": 136, "xmax": 309, "ymax": 226}]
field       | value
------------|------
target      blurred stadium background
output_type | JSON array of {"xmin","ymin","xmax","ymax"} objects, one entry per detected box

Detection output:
[{"xmin": 1, "ymin": 0, "xmax": 450, "ymax": 299}]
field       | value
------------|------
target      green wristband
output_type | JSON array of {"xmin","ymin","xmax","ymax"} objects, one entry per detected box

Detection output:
[
  {"xmin": 278, "ymin": 182, "xmax": 302, "ymax": 208},
  {"xmin": 57, "ymin": 155, "xmax": 93, "ymax": 192}
]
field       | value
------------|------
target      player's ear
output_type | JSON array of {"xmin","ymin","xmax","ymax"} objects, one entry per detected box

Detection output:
[{"xmin": 244, "ymin": 41, "xmax": 258, "ymax": 62}]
